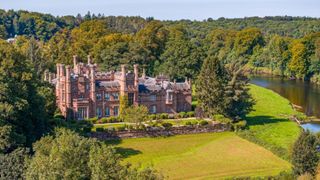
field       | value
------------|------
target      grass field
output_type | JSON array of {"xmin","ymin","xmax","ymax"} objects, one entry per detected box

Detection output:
[
  {"xmin": 110, "ymin": 132, "xmax": 291, "ymax": 179},
  {"xmin": 239, "ymin": 84, "xmax": 301, "ymax": 159}
]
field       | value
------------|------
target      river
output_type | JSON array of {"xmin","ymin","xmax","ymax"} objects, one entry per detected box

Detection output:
[{"xmin": 250, "ymin": 76, "xmax": 320, "ymax": 133}]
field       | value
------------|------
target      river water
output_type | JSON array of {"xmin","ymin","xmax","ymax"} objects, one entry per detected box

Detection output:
[{"xmin": 250, "ymin": 76, "xmax": 320, "ymax": 133}]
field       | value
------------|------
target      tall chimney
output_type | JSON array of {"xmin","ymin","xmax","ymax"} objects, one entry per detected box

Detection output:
[
  {"xmin": 56, "ymin": 64, "xmax": 60, "ymax": 106},
  {"xmin": 89, "ymin": 65, "xmax": 96, "ymax": 117},
  {"xmin": 73, "ymin": 55, "xmax": 78, "ymax": 67},
  {"xmin": 87, "ymin": 55, "xmax": 92, "ymax": 65},
  {"xmin": 60, "ymin": 64, "xmax": 65, "ymax": 77},
  {"xmin": 73, "ymin": 55, "xmax": 78, "ymax": 74},
  {"xmin": 142, "ymin": 68, "xmax": 146, "ymax": 79},
  {"xmin": 120, "ymin": 64, "xmax": 127, "ymax": 95},
  {"xmin": 134, "ymin": 64, "xmax": 139, "ymax": 87},
  {"xmin": 44, "ymin": 69, "xmax": 49, "ymax": 81},
  {"xmin": 65, "ymin": 65, "xmax": 73, "ymax": 119}
]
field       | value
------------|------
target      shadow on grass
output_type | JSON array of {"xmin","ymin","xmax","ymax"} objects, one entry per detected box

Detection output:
[
  {"xmin": 115, "ymin": 147, "xmax": 142, "ymax": 158},
  {"xmin": 245, "ymin": 115, "xmax": 290, "ymax": 126}
]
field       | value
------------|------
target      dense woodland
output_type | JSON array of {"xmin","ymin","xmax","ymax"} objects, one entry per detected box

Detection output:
[
  {"xmin": 1, "ymin": 9, "xmax": 320, "ymax": 179},
  {"xmin": 1, "ymin": 9, "xmax": 320, "ymax": 81}
]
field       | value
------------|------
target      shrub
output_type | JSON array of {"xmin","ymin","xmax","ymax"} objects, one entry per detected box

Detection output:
[
  {"xmin": 149, "ymin": 114, "xmax": 157, "ymax": 120},
  {"xmin": 161, "ymin": 122, "xmax": 173, "ymax": 129},
  {"xmin": 186, "ymin": 111, "xmax": 195, "ymax": 117},
  {"xmin": 179, "ymin": 112, "xmax": 187, "ymax": 118},
  {"xmin": 185, "ymin": 121, "xmax": 192, "ymax": 126},
  {"xmin": 86, "ymin": 117, "xmax": 98, "ymax": 124},
  {"xmin": 232, "ymin": 120, "xmax": 247, "ymax": 131},
  {"xmin": 199, "ymin": 120, "xmax": 209, "ymax": 126},
  {"xmin": 54, "ymin": 114, "xmax": 65, "ymax": 120},
  {"xmin": 159, "ymin": 113, "xmax": 169, "ymax": 119},
  {"xmin": 213, "ymin": 114, "xmax": 232, "ymax": 124},
  {"xmin": 125, "ymin": 124, "xmax": 135, "ymax": 130},
  {"xmin": 95, "ymin": 127, "xmax": 104, "ymax": 132},
  {"xmin": 115, "ymin": 125, "xmax": 126, "ymax": 131},
  {"xmin": 100, "ymin": 117, "xmax": 108, "ymax": 123}
]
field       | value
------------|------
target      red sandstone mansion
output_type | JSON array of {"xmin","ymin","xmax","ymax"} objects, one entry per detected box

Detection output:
[{"xmin": 46, "ymin": 55, "xmax": 192, "ymax": 120}]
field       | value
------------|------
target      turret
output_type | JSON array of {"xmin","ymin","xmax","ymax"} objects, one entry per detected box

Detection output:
[{"xmin": 120, "ymin": 64, "xmax": 127, "ymax": 95}]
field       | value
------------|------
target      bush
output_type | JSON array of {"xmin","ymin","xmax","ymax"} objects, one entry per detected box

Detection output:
[
  {"xmin": 213, "ymin": 114, "xmax": 232, "ymax": 124},
  {"xmin": 86, "ymin": 117, "xmax": 98, "ymax": 124},
  {"xmin": 186, "ymin": 111, "xmax": 195, "ymax": 117},
  {"xmin": 115, "ymin": 125, "xmax": 126, "ymax": 131},
  {"xmin": 149, "ymin": 114, "xmax": 157, "ymax": 120},
  {"xmin": 161, "ymin": 122, "xmax": 173, "ymax": 129},
  {"xmin": 184, "ymin": 120, "xmax": 198, "ymax": 126},
  {"xmin": 54, "ymin": 114, "xmax": 65, "ymax": 120},
  {"xmin": 95, "ymin": 127, "xmax": 104, "ymax": 132},
  {"xmin": 185, "ymin": 121, "xmax": 192, "ymax": 126},
  {"xmin": 199, "ymin": 120, "xmax": 209, "ymax": 126},
  {"xmin": 179, "ymin": 112, "xmax": 187, "ymax": 118},
  {"xmin": 125, "ymin": 124, "xmax": 135, "ymax": 130},
  {"xmin": 159, "ymin": 113, "xmax": 169, "ymax": 119},
  {"xmin": 232, "ymin": 120, "xmax": 247, "ymax": 131}
]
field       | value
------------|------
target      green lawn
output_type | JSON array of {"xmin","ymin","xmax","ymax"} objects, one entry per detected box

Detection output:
[
  {"xmin": 239, "ymin": 84, "xmax": 301, "ymax": 159},
  {"xmin": 110, "ymin": 132, "xmax": 291, "ymax": 179}
]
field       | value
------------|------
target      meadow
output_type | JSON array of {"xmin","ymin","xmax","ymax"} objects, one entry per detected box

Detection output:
[
  {"xmin": 111, "ymin": 132, "xmax": 291, "ymax": 179},
  {"xmin": 107, "ymin": 84, "xmax": 301, "ymax": 179},
  {"xmin": 239, "ymin": 84, "xmax": 301, "ymax": 159}
]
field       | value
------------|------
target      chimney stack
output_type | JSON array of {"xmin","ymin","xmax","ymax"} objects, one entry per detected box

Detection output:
[
  {"xmin": 120, "ymin": 64, "xmax": 127, "ymax": 95},
  {"xmin": 87, "ymin": 55, "xmax": 92, "ymax": 65},
  {"xmin": 73, "ymin": 55, "xmax": 78, "ymax": 67},
  {"xmin": 89, "ymin": 65, "xmax": 96, "ymax": 117},
  {"xmin": 142, "ymin": 68, "xmax": 146, "ymax": 79},
  {"xmin": 134, "ymin": 64, "xmax": 139, "ymax": 87}
]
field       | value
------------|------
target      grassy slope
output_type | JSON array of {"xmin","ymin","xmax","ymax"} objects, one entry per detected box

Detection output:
[
  {"xmin": 112, "ymin": 132, "xmax": 291, "ymax": 179},
  {"xmin": 240, "ymin": 84, "xmax": 301, "ymax": 159}
]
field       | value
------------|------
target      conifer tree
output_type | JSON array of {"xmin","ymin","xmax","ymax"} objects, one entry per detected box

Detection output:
[{"xmin": 195, "ymin": 55, "xmax": 228, "ymax": 116}]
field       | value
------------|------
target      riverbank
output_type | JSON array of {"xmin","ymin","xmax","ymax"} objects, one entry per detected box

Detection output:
[{"xmin": 238, "ymin": 84, "xmax": 301, "ymax": 160}]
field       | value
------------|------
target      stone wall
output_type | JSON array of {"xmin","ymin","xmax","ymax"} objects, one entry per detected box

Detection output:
[{"xmin": 90, "ymin": 123, "xmax": 230, "ymax": 140}]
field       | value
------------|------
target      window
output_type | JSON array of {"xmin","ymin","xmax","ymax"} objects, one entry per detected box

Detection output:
[
  {"xmin": 86, "ymin": 84, "xmax": 90, "ymax": 91},
  {"xmin": 114, "ymin": 106, "xmax": 119, "ymax": 116},
  {"xmin": 150, "ymin": 105, "xmax": 156, "ymax": 114},
  {"xmin": 96, "ymin": 107, "xmax": 102, "ymax": 117},
  {"xmin": 105, "ymin": 93, "xmax": 110, "ymax": 101},
  {"xmin": 96, "ymin": 93, "xmax": 102, "ymax": 100},
  {"xmin": 77, "ymin": 107, "xmax": 87, "ymax": 120},
  {"xmin": 105, "ymin": 107, "xmax": 110, "ymax": 117},
  {"xmin": 128, "ymin": 93, "xmax": 134, "ymax": 105},
  {"xmin": 167, "ymin": 92, "xmax": 173, "ymax": 101},
  {"xmin": 113, "ymin": 93, "xmax": 119, "ymax": 100},
  {"xmin": 150, "ymin": 95, "xmax": 156, "ymax": 101}
]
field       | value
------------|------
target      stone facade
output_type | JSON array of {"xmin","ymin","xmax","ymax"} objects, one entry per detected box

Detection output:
[{"xmin": 48, "ymin": 55, "xmax": 192, "ymax": 120}]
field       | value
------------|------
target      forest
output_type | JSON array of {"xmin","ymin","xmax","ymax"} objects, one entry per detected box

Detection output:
[
  {"xmin": 1, "ymin": 9, "xmax": 320, "ymax": 179},
  {"xmin": 1, "ymin": 9, "xmax": 320, "ymax": 82}
]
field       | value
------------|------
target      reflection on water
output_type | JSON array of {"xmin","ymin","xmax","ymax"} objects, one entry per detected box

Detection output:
[
  {"xmin": 301, "ymin": 123, "xmax": 320, "ymax": 133},
  {"xmin": 250, "ymin": 76, "xmax": 320, "ymax": 118}
]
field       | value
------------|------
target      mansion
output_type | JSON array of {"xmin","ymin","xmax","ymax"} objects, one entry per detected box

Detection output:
[{"xmin": 46, "ymin": 55, "xmax": 192, "ymax": 120}]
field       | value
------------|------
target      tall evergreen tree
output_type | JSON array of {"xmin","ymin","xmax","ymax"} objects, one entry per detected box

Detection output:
[{"xmin": 195, "ymin": 55, "xmax": 228, "ymax": 116}]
